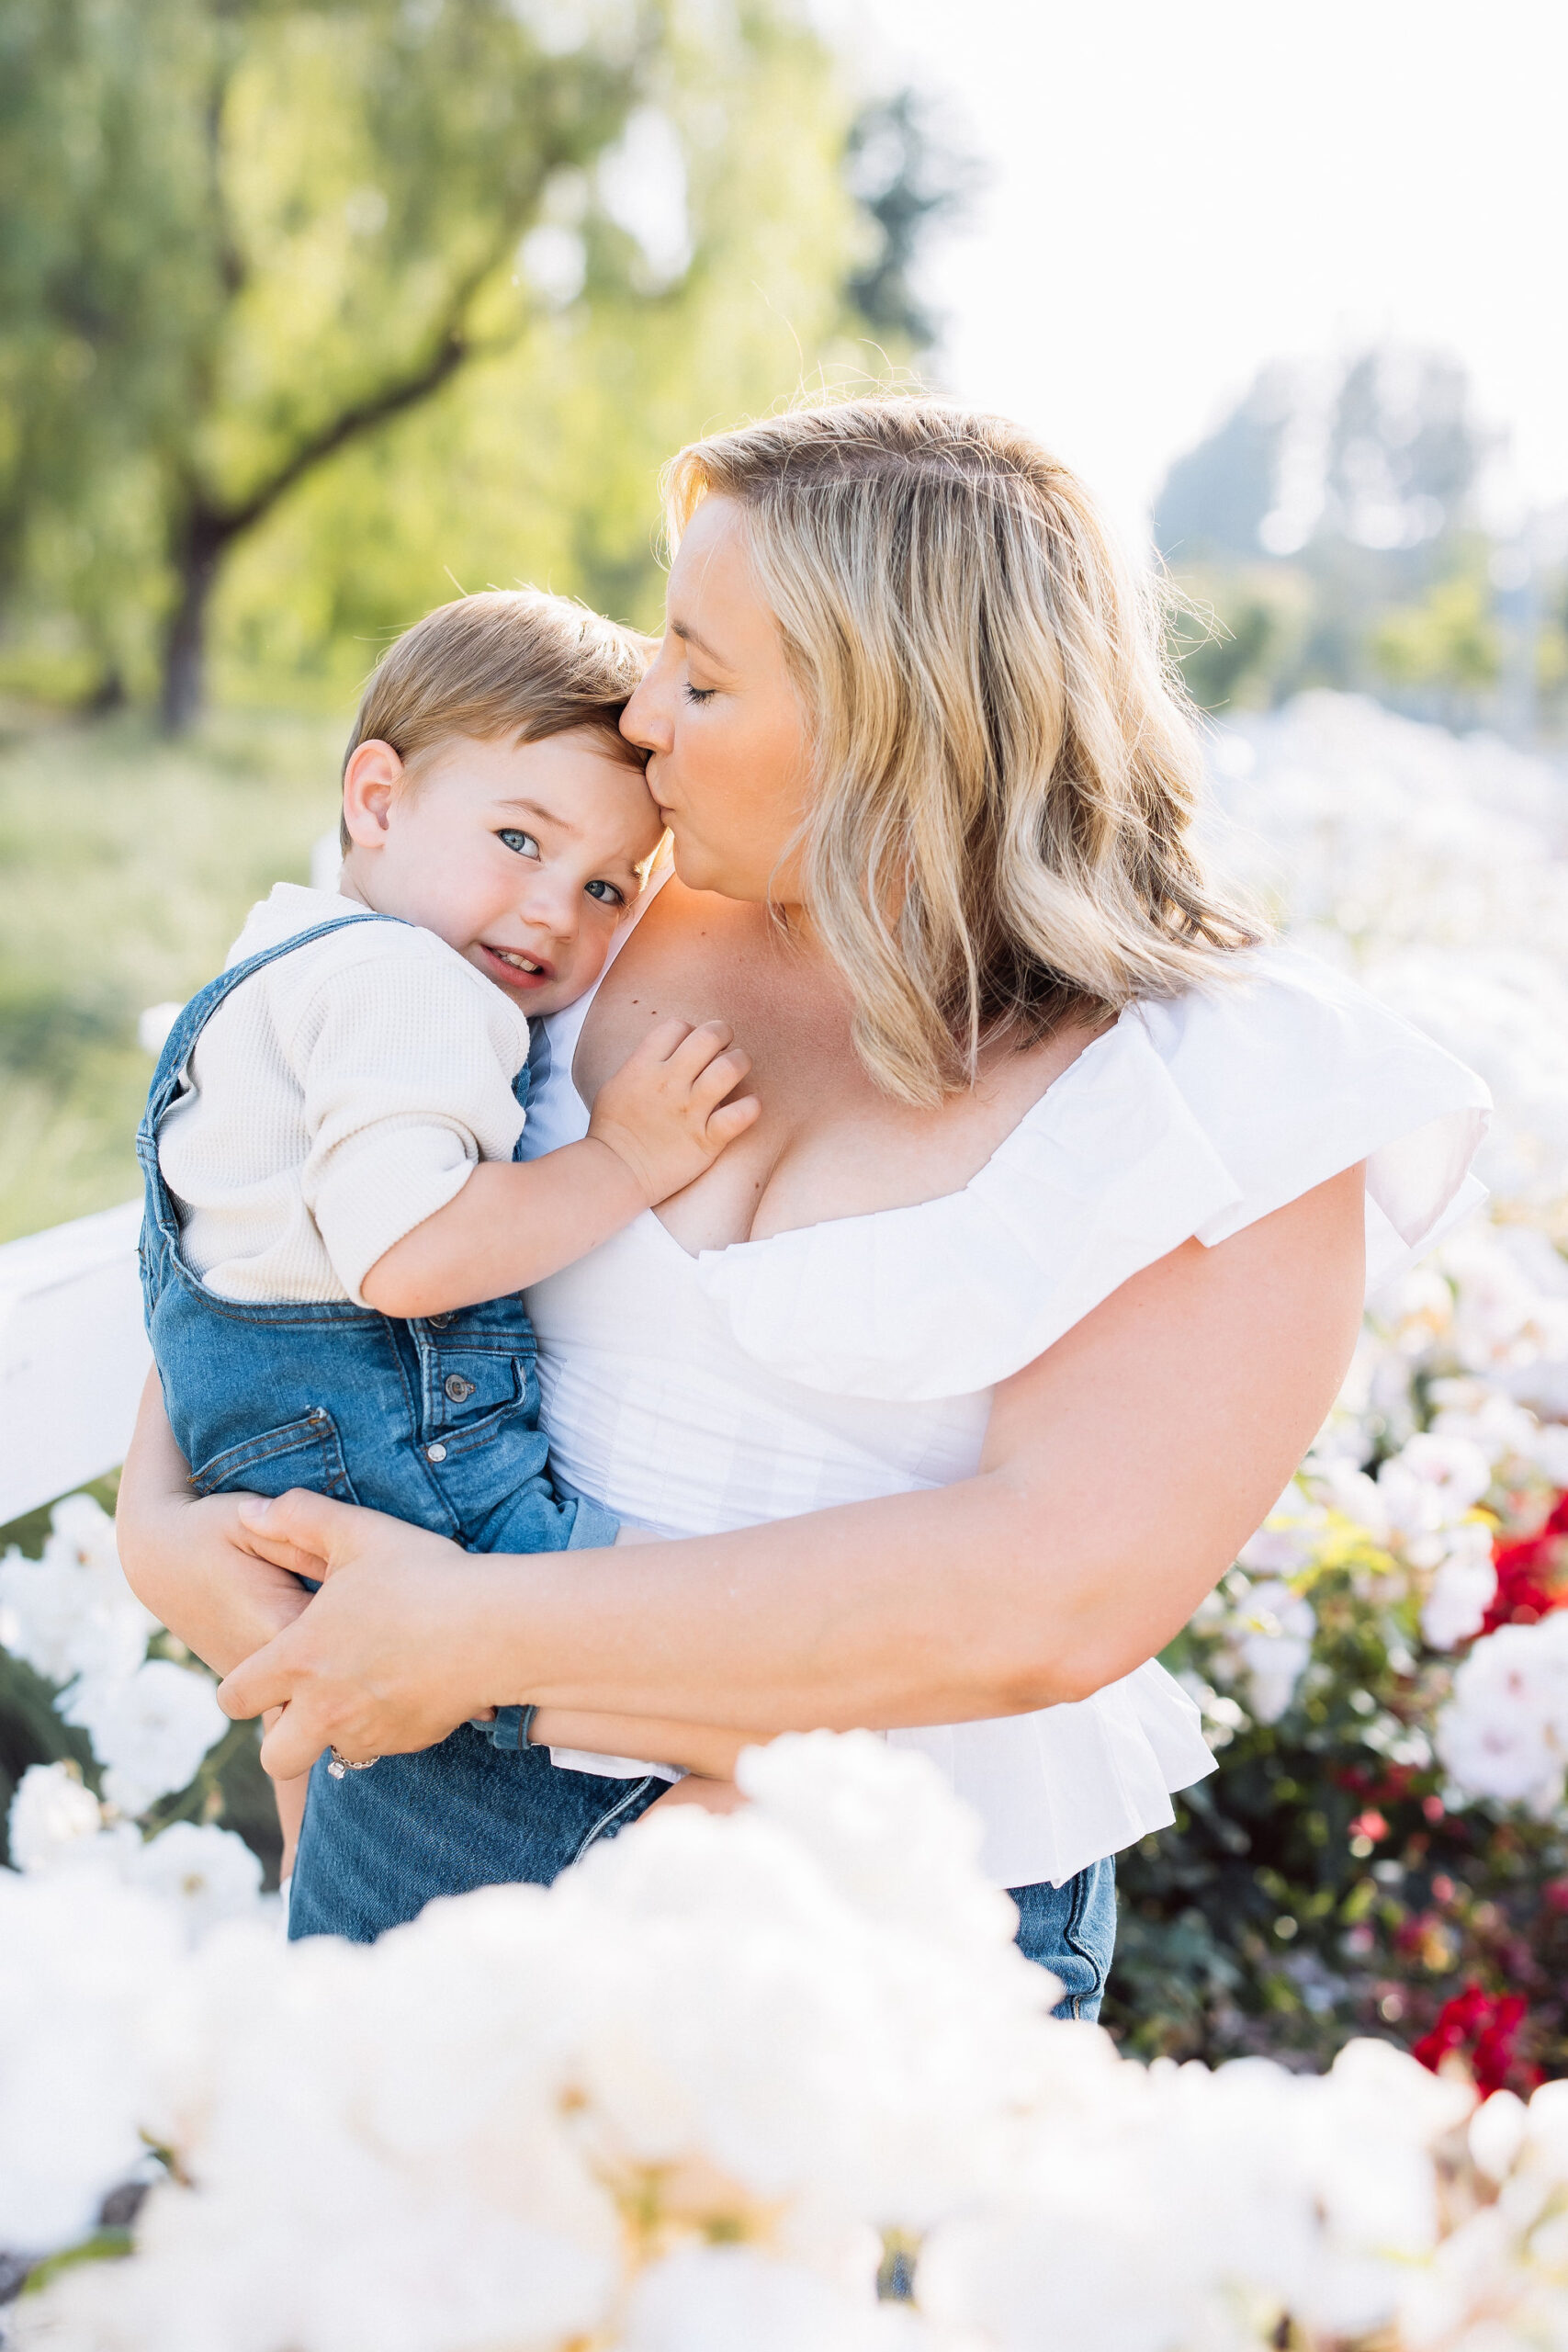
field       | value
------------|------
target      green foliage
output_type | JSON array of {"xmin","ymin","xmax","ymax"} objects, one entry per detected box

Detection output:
[
  {"xmin": 1372, "ymin": 573, "xmax": 1504, "ymax": 696},
  {"xmin": 214, "ymin": 5, "xmax": 879, "ymax": 700},
  {"xmin": 0, "ymin": 709, "xmax": 340, "ymax": 1239},
  {"xmin": 842, "ymin": 90, "xmax": 973, "ymax": 349},
  {"xmin": 1166, "ymin": 565, "xmax": 1312, "ymax": 714},
  {"xmin": 0, "ymin": 0, "xmax": 887, "ymax": 723}
]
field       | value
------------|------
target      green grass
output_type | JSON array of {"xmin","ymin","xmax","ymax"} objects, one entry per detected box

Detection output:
[{"xmin": 0, "ymin": 706, "xmax": 344, "ymax": 1243}]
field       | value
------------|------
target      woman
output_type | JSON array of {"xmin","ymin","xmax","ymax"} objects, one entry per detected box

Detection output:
[{"xmin": 118, "ymin": 399, "xmax": 1489, "ymax": 2017}]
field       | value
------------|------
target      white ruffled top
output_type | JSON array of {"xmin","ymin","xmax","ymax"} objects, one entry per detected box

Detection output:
[{"xmin": 522, "ymin": 925, "xmax": 1491, "ymax": 1889}]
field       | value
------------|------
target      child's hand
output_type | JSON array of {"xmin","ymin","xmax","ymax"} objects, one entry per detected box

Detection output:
[{"xmin": 588, "ymin": 1018, "xmax": 760, "ymax": 1206}]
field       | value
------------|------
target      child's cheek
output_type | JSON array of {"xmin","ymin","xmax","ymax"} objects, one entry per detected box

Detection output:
[{"xmin": 535, "ymin": 940, "xmax": 609, "ymax": 1021}]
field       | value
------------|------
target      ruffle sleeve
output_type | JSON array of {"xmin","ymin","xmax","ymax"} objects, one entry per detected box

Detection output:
[{"xmin": 692, "ymin": 945, "xmax": 1491, "ymax": 1404}]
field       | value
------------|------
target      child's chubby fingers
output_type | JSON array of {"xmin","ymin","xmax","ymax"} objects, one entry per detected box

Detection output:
[
  {"xmin": 629, "ymin": 1015, "xmax": 697, "ymax": 1067},
  {"xmin": 705, "ymin": 1094, "xmax": 761, "ymax": 1147},
  {"xmin": 689, "ymin": 1046, "xmax": 752, "ymax": 1108},
  {"xmin": 663, "ymin": 1018, "xmax": 739, "ymax": 1082}
]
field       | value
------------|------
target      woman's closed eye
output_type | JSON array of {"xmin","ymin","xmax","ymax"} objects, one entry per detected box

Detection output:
[
  {"xmin": 497, "ymin": 828, "xmax": 539, "ymax": 859},
  {"xmin": 682, "ymin": 684, "xmax": 716, "ymax": 707}
]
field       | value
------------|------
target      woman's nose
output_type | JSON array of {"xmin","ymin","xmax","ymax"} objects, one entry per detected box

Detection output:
[{"xmin": 620, "ymin": 657, "xmax": 671, "ymax": 754}]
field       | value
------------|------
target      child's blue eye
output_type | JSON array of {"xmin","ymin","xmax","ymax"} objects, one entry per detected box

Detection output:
[
  {"xmin": 584, "ymin": 878, "xmax": 625, "ymax": 907},
  {"xmin": 497, "ymin": 829, "xmax": 539, "ymax": 858}
]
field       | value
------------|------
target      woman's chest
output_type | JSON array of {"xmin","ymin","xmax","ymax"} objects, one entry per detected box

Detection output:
[{"xmin": 574, "ymin": 883, "xmax": 1089, "ymax": 1252}]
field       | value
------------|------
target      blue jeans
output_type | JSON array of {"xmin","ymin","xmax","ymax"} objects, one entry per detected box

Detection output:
[{"xmin": 287, "ymin": 1724, "xmax": 1117, "ymax": 2018}]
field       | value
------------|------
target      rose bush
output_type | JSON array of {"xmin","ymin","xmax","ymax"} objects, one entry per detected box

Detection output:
[{"xmin": 1110, "ymin": 693, "xmax": 1568, "ymax": 2070}]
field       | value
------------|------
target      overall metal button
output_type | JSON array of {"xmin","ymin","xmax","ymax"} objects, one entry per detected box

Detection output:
[
  {"xmin": 425, "ymin": 1442, "xmax": 447, "ymax": 1463},
  {"xmin": 444, "ymin": 1374, "xmax": 476, "ymax": 1403}
]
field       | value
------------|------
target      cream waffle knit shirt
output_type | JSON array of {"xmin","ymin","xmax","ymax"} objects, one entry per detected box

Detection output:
[{"xmin": 158, "ymin": 884, "xmax": 532, "ymax": 1306}]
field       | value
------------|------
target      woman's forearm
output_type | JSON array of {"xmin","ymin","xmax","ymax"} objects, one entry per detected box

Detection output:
[{"xmin": 472, "ymin": 1478, "xmax": 1061, "ymax": 1734}]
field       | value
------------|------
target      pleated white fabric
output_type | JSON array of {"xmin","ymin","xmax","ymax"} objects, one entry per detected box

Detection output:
[{"xmin": 524, "ymin": 922, "xmax": 1491, "ymax": 1887}]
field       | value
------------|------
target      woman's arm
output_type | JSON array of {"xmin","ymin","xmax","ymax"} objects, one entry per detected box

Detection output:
[
  {"xmin": 116, "ymin": 1371, "xmax": 314, "ymax": 1677},
  {"xmin": 220, "ymin": 1167, "xmax": 1367, "ymax": 1777},
  {"xmin": 118, "ymin": 1374, "xmax": 755, "ymax": 1775}
]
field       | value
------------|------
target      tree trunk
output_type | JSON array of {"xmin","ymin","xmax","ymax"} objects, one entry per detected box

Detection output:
[{"xmin": 159, "ymin": 507, "xmax": 231, "ymax": 736}]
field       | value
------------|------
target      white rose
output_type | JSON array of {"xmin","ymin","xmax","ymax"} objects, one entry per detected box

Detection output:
[
  {"xmin": 125, "ymin": 1823, "xmax": 264, "ymax": 1938},
  {"xmin": 1436, "ymin": 1616, "xmax": 1568, "ymax": 1809},
  {"xmin": 0, "ymin": 1870, "xmax": 181, "ymax": 2254},
  {"xmin": 0, "ymin": 1499, "xmax": 155, "ymax": 1693},
  {"xmin": 618, "ymin": 2243, "xmax": 919, "ymax": 2352},
  {"xmin": 6, "ymin": 1761, "xmax": 107, "ymax": 1873},
  {"xmin": 62, "ymin": 1661, "xmax": 228, "ymax": 1818},
  {"xmin": 1419, "ymin": 1523, "xmax": 1499, "ymax": 1650}
]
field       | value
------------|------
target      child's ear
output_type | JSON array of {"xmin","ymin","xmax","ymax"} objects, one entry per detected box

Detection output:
[{"xmin": 341, "ymin": 741, "xmax": 406, "ymax": 853}]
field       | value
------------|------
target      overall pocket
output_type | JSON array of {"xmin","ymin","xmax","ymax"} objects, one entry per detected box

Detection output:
[
  {"xmin": 412, "ymin": 1317, "xmax": 541, "ymax": 1459},
  {"xmin": 189, "ymin": 1407, "xmax": 361, "ymax": 1502}
]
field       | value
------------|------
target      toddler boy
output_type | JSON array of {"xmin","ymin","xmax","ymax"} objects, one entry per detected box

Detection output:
[{"xmin": 136, "ymin": 591, "xmax": 756, "ymax": 1844}]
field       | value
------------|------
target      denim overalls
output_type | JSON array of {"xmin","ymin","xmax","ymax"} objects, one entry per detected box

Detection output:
[{"xmin": 136, "ymin": 913, "xmax": 617, "ymax": 1747}]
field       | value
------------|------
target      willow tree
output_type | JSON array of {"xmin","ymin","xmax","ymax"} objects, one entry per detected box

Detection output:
[{"xmin": 1, "ymin": 0, "xmax": 834, "ymax": 729}]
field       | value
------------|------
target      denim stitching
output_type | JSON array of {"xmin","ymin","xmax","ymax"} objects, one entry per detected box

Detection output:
[
  {"xmin": 1061, "ymin": 1864, "xmax": 1108, "ymax": 2021},
  {"xmin": 571, "ymin": 1776, "xmax": 659, "ymax": 1865},
  {"xmin": 190, "ymin": 1410, "xmax": 356, "ymax": 1499}
]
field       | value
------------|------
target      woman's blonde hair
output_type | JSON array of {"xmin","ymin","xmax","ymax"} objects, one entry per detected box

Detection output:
[{"xmin": 664, "ymin": 398, "xmax": 1263, "ymax": 1104}]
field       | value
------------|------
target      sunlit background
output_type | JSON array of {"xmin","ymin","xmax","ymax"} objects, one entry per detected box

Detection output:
[
  {"xmin": 5, "ymin": 0, "xmax": 1565, "ymax": 1238},
  {"xmin": 5, "ymin": 0, "xmax": 1568, "ymax": 2087}
]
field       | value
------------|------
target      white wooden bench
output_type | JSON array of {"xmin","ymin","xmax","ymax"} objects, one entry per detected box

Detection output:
[{"xmin": 0, "ymin": 1201, "xmax": 149, "ymax": 1526}]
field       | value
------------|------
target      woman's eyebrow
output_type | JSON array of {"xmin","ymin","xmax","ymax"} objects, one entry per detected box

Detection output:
[{"xmin": 670, "ymin": 617, "xmax": 730, "ymax": 669}]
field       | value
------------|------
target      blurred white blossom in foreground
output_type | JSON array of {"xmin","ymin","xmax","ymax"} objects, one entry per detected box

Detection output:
[
  {"xmin": 7, "ymin": 1730, "xmax": 1568, "ymax": 2352},
  {"xmin": 1, "ymin": 1498, "xmax": 260, "ymax": 1969},
  {"xmin": 1208, "ymin": 693, "xmax": 1568, "ymax": 1222}
]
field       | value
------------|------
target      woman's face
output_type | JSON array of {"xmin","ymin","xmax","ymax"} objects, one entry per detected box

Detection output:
[{"xmin": 620, "ymin": 494, "xmax": 810, "ymax": 904}]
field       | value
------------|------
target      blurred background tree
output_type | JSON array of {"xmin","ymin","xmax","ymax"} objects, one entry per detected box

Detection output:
[
  {"xmin": 0, "ymin": 0, "xmax": 954, "ymax": 729},
  {"xmin": 1156, "ymin": 345, "xmax": 1568, "ymax": 730},
  {"xmin": 0, "ymin": 0, "xmax": 965, "ymax": 1241}
]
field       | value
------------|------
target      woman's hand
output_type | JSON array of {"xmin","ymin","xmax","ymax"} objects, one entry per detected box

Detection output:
[
  {"xmin": 116, "ymin": 1373, "xmax": 312, "ymax": 1677},
  {"xmin": 217, "ymin": 1490, "xmax": 503, "ymax": 1778},
  {"xmin": 227, "ymin": 1488, "xmax": 761, "ymax": 1782}
]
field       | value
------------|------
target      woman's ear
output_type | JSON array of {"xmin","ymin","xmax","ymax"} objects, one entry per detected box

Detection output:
[{"xmin": 341, "ymin": 740, "xmax": 407, "ymax": 854}]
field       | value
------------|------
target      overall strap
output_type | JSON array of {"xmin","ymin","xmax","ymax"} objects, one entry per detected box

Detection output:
[
  {"xmin": 509, "ymin": 1022, "xmax": 544, "ymax": 1159},
  {"xmin": 141, "ymin": 912, "xmax": 404, "ymax": 1137}
]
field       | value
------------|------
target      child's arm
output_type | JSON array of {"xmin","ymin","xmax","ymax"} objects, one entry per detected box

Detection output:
[
  {"xmin": 264, "ymin": 1710, "xmax": 310, "ymax": 1879},
  {"xmin": 361, "ymin": 1017, "xmax": 757, "ymax": 1318},
  {"xmin": 525, "ymin": 1706, "xmax": 750, "ymax": 1781}
]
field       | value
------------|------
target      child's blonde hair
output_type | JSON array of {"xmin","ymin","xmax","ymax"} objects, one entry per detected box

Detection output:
[
  {"xmin": 340, "ymin": 590, "xmax": 649, "ymax": 851},
  {"xmin": 664, "ymin": 398, "xmax": 1263, "ymax": 1105}
]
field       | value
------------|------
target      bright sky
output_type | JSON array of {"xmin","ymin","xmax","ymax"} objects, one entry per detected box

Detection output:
[{"xmin": 820, "ymin": 0, "xmax": 1568, "ymax": 545}]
